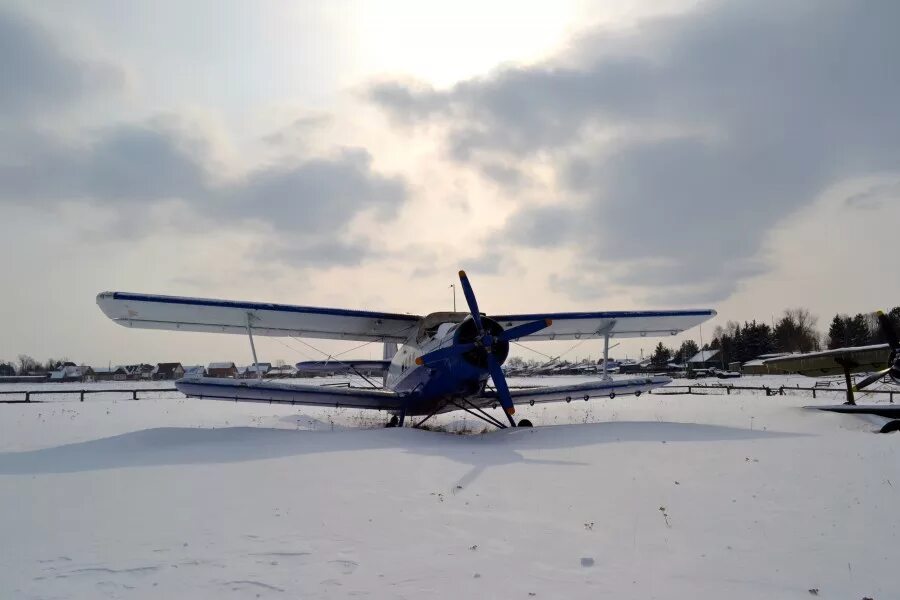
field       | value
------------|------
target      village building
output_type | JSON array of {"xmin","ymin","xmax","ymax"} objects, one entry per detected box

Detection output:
[
  {"xmin": 153, "ymin": 363, "xmax": 185, "ymax": 380},
  {"xmin": 93, "ymin": 366, "xmax": 128, "ymax": 381},
  {"xmin": 49, "ymin": 365, "xmax": 95, "ymax": 383},
  {"xmin": 267, "ymin": 365, "xmax": 297, "ymax": 378},
  {"xmin": 687, "ymin": 349, "xmax": 722, "ymax": 370},
  {"xmin": 241, "ymin": 363, "xmax": 272, "ymax": 379},
  {"xmin": 183, "ymin": 365, "xmax": 206, "ymax": 377},
  {"xmin": 207, "ymin": 362, "xmax": 238, "ymax": 378}
]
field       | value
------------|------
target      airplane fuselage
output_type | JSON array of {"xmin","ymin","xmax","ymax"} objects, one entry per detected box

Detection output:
[{"xmin": 383, "ymin": 313, "xmax": 504, "ymax": 415}]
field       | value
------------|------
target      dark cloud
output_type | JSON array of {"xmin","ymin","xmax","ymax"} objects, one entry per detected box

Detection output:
[
  {"xmin": 370, "ymin": 0, "xmax": 900, "ymax": 303},
  {"xmin": 0, "ymin": 120, "xmax": 407, "ymax": 247},
  {"xmin": 845, "ymin": 181, "xmax": 900, "ymax": 211},
  {"xmin": 0, "ymin": 6, "xmax": 124, "ymax": 116}
]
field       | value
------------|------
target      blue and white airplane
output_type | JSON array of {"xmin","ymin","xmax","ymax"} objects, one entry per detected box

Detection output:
[{"xmin": 97, "ymin": 271, "xmax": 715, "ymax": 429}]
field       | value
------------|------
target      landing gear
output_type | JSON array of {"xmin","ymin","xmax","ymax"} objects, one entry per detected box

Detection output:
[
  {"xmin": 517, "ymin": 419, "xmax": 533, "ymax": 428},
  {"xmin": 387, "ymin": 415, "xmax": 400, "ymax": 428}
]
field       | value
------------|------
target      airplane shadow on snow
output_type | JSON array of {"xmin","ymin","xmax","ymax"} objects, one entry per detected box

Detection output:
[{"xmin": 0, "ymin": 421, "xmax": 801, "ymax": 480}]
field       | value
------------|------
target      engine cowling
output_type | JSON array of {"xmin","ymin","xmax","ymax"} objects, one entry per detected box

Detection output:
[{"xmin": 454, "ymin": 315, "xmax": 510, "ymax": 369}]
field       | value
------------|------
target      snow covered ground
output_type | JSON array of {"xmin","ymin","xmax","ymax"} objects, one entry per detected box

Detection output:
[{"xmin": 1, "ymin": 375, "xmax": 898, "ymax": 599}]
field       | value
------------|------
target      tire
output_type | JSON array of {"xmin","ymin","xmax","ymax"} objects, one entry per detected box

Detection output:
[
  {"xmin": 880, "ymin": 420, "xmax": 900, "ymax": 433},
  {"xmin": 387, "ymin": 415, "xmax": 399, "ymax": 428},
  {"xmin": 517, "ymin": 419, "xmax": 533, "ymax": 428}
]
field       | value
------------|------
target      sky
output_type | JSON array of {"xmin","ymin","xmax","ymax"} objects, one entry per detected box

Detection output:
[{"xmin": 1, "ymin": 0, "xmax": 899, "ymax": 368}]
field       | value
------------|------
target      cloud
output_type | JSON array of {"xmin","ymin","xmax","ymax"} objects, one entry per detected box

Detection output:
[
  {"xmin": 845, "ymin": 180, "xmax": 900, "ymax": 211},
  {"xmin": 0, "ymin": 120, "xmax": 407, "ymax": 257},
  {"xmin": 369, "ymin": 0, "xmax": 900, "ymax": 303},
  {"xmin": 0, "ymin": 5, "xmax": 125, "ymax": 117},
  {"xmin": 0, "ymin": 7, "xmax": 407, "ymax": 269}
]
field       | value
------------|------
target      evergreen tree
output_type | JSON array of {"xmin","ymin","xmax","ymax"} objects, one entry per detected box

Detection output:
[
  {"xmin": 846, "ymin": 313, "xmax": 870, "ymax": 346},
  {"xmin": 651, "ymin": 342, "xmax": 672, "ymax": 366},
  {"xmin": 774, "ymin": 308, "xmax": 820, "ymax": 353},
  {"xmin": 827, "ymin": 314, "xmax": 849, "ymax": 349},
  {"xmin": 673, "ymin": 339, "xmax": 700, "ymax": 363}
]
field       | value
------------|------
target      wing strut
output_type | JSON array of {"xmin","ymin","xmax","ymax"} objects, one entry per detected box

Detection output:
[
  {"xmin": 602, "ymin": 333, "xmax": 611, "ymax": 381},
  {"xmin": 246, "ymin": 313, "xmax": 262, "ymax": 380}
]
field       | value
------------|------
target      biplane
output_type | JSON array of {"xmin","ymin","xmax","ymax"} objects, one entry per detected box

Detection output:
[
  {"xmin": 97, "ymin": 271, "xmax": 715, "ymax": 429},
  {"xmin": 763, "ymin": 311, "xmax": 900, "ymax": 426}
]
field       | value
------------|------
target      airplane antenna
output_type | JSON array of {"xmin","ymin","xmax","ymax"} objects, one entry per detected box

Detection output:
[{"xmin": 450, "ymin": 283, "xmax": 457, "ymax": 312}]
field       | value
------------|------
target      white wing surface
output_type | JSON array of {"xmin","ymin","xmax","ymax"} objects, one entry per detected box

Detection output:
[
  {"xmin": 479, "ymin": 376, "xmax": 672, "ymax": 406},
  {"xmin": 491, "ymin": 310, "xmax": 716, "ymax": 341},
  {"xmin": 97, "ymin": 292, "xmax": 421, "ymax": 342},
  {"xmin": 176, "ymin": 377, "xmax": 405, "ymax": 409}
]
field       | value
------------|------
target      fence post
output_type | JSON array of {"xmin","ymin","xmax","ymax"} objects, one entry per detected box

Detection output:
[
  {"xmin": 25, "ymin": 391, "xmax": 30, "ymax": 403},
  {"xmin": 132, "ymin": 390, "xmax": 138, "ymax": 400},
  {"xmin": 80, "ymin": 391, "xmax": 85, "ymax": 402},
  {"xmin": 813, "ymin": 388, "xmax": 816, "ymax": 399}
]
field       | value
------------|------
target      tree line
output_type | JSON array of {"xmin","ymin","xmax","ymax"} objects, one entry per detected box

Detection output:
[
  {"xmin": 0, "ymin": 355, "xmax": 75, "ymax": 376},
  {"xmin": 650, "ymin": 306, "xmax": 900, "ymax": 368}
]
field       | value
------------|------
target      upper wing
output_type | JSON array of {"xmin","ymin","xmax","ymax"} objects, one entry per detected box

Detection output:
[
  {"xmin": 97, "ymin": 292, "xmax": 421, "ymax": 342},
  {"xmin": 478, "ymin": 375, "xmax": 671, "ymax": 406},
  {"xmin": 762, "ymin": 344, "xmax": 891, "ymax": 376},
  {"xmin": 491, "ymin": 309, "xmax": 716, "ymax": 341},
  {"xmin": 175, "ymin": 377, "xmax": 405, "ymax": 409}
]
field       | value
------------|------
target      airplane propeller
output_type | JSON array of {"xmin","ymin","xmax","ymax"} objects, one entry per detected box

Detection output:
[
  {"xmin": 415, "ymin": 270, "xmax": 552, "ymax": 426},
  {"xmin": 852, "ymin": 311, "xmax": 900, "ymax": 391}
]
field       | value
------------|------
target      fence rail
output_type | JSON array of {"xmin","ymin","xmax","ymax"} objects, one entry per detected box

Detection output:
[
  {"xmin": 650, "ymin": 384, "xmax": 896, "ymax": 402},
  {"xmin": 0, "ymin": 383, "xmax": 896, "ymax": 404},
  {"xmin": 0, "ymin": 388, "xmax": 178, "ymax": 403}
]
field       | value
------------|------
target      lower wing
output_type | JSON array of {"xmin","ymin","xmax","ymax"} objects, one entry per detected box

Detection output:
[
  {"xmin": 175, "ymin": 377, "xmax": 405, "ymax": 410},
  {"xmin": 478, "ymin": 375, "xmax": 671, "ymax": 407},
  {"xmin": 295, "ymin": 360, "xmax": 390, "ymax": 374}
]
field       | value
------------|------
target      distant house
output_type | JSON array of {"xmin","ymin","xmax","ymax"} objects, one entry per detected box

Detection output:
[
  {"xmin": 183, "ymin": 365, "xmax": 206, "ymax": 377},
  {"xmin": 241, "ymin": 363, "xmax": 272, "ymax": 379},
  {"xmin": 49, "ymin": 365, "xmax": 95, "ymax": 383},
  {"xmin": 619, "ymin": 359, "xmax": 651, "ymax": 374},
  {"xmin": 153, "ymin": 363, "xmax": 185, "ymax": 380},
  {"xmin": 119, "ymin": 364, "xmax": 155, "ymax": 380},
  {"xmin": 688, "ymin": 350, "xmax": 722, "ymax": 369},
  {"xmin": 0, "ymin": 363, "xmax": 14, "ymax": 377},
  {"xmin": 742, "ymin": 353, "xmax": 792, "ymax": 375},
  {"xmin": 93, "ymin": 366, "xmax": 128, "ymax": 381},
  {"xmin": 207, "ymin": 362, "xmax": 237, "ymax": 378},
  {"xmin": 268, "ymin": 365, "xmax": 296, "ymax": 378}
]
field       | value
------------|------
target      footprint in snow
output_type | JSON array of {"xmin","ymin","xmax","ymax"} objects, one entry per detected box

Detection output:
[
  {"xmin": 330, "ymin": 559, "xmax": 359, "ymax": 575},
  {"xmin": 223, "ymin": 580, "xmax": 285, "ymax": 593}
]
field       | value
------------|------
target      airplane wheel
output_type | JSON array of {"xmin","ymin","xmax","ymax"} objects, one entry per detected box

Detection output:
[
  {"xmin": 387, "ymin": 415, "xmax": 399, "ymax": 428},
  {"xmin": 609, "ymin": 392, "xmax": 616, "ymax": 399},
  {"xmin": 880, "ymin": 420, "xmax": 900, "ymax": 433},
  {"xmin": 635, "ymin": 391, "xmax": 642, "ymax": 397},
  {"xmin": 517, "ymin": 419, "xmax": 533, "ymax": 428}
]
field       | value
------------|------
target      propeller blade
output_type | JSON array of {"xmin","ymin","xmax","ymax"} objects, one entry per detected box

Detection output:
[
  {"xmin": 498, "ymin": 318, "xmax": 553, "ymax": 342},
  {"xmin": 876, "ymin": 311, "xmax": 899, "ymax": 350},
  {"xmin": 487, "ymin": 353, "xmax": 517, "ymax": 427},
  {"xmin": 415, "ymin": 343, "xmax": 476, "ymax": 366},
  {"xmin": 853, "ymin": 367, "xmax": 892, "ymax": 391},
  {"xmin": 458, "ymin": 270, "xmax": 484, "ymax": 331}
]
